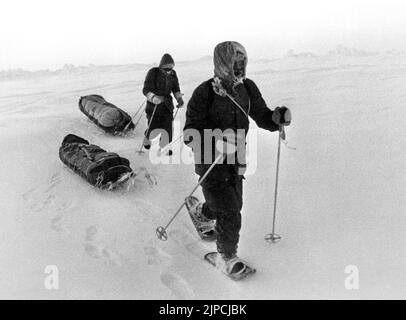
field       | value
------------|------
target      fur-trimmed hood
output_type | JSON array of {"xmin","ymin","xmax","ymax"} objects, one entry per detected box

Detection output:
[{"xmin": 213, "ymin": 41, "xmax": 247, "ymax": 83}]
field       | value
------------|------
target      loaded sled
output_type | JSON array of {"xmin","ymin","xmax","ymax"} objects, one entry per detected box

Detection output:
[
  {"xmin": 79, "ymin": 95, "xmax": 134, "ymax": 134},
  {"xmin": 59, "ymin": 134, "xmax": 154, "ymax": 189}
]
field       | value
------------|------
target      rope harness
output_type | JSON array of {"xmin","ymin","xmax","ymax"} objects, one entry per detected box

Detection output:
[
  {"xmin": 124, "ymin": 100, "xmax": 146, "ymax": 132},
  {"xmin": 95, "ymin": 171, "xmax": 104, "ymax": 188},
  {"xmin": 213, "ymin": 81, "xmax": 296, "ymax": 149}
]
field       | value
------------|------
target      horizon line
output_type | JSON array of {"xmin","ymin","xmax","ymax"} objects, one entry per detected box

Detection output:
[{"xmin": 1, "ymin": 46, "xmax": 405, "ymax": 74}]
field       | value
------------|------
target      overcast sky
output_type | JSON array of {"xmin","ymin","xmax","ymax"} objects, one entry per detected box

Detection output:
[{"xmin": 1, "ymin": 0, "xmax": 406, "ymax": 70}]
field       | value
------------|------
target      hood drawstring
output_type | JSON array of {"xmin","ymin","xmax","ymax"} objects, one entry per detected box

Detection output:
[
  {"xmin": 212, "ymin": 77, "xmax": 250, "ymax": 118},
  {"xmin": 226, "ymin": 94, "xmax": 250, "ymax": 119}
]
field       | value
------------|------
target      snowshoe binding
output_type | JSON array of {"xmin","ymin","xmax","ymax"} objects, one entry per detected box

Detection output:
[
  {"xmin": 185, "ymin": 196, "xmax": 216, "ymax": 241},
  {"xmin": 204, "ymin": 252, "xmax": 256, "ymax": 281}
]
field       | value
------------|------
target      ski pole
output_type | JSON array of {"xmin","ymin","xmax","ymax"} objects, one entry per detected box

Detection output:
[
  {"xmin": 156, "ymin": 153, "xmax": 224, "ymax": 241},
  {"xmin": 158, "ymin": 133, "xmax": 183, "ymax": 155},
  {"xmin": 173, "ymin": 106, "xmax": 181, "ymax": 121},
  {"xmin": 173, "ymin": 93, "xmax": 184, "ymax": 121},
  {"xmin": 265, "ymin": 125, "xmax": 284, "ymax": 243},
  {"xmin": 133, "ymin": 107, "xmax": 146, "ymax": 130},
  {"xmin": 133, "ymin": 103, "xmax": 147, "ymax": 130},
  {"xmin": 131, "ymin": 100, "xmax": 146, "ymax": 123},
  {"xmin": 136, "ymin": 104, "xmax": 158, "ymax": 154},
  {"xmin": 162, "ymin": 104, "xmax": 182, "ymax": 155},
  {"xmin": 123, "ymin": 100, "xmax": 146, "ymax": 132}
]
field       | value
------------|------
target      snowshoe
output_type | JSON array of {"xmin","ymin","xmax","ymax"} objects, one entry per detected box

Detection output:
[
  {"xmin": 204, "ymin": 252, "xmax": 256, "ymax": 281},
  {"xmin": 185, "ymin": 196, "xmax": 216, "ymax": 241}
]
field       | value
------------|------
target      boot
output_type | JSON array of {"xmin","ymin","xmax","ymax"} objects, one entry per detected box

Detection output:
[
  {"xmin": 217, "ymin": 254, "xmax": 247, "ymax": 276},
  {"xmin": 185, "ymin": 196, "xmax": 216, "ymax": 241}
]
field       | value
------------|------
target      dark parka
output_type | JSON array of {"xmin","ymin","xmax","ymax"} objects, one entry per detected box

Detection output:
[
  {"xmin": 142, "ymin": 67, "xmax": 181, "ymax": 116},
  {"xmin": 183, "ymin": 78, "xmax": 280, "ymax": 257},
  {"xmin": 183, "ymin": 41, "xmax": 283, "ymax": 258},
  {"xmin": 142, "ymin": 67, "xmax": 181, "ymax": 145},
  {"xmin": 184, "ymin": 78, "xmax": 279, "ymax": 181}
]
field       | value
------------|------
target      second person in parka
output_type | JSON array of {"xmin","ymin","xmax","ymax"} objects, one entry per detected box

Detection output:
[{"xmin": 142, "ymin": 53, "xmax": 184, "ymax": 155}]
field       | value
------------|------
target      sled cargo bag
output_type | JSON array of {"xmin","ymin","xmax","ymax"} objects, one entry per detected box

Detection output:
[
  {"xmin": 59, "ymin": 134, "xmax": 132, "ymax": 188},
  {"xmin": 78, "ymin": 95, "xmax": 135, "ymax": 134}
]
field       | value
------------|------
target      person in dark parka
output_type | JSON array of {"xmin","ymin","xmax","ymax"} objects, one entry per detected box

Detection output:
[
  {"xmin": 142, "ymin": 53, "xmax": 184, "ymax": 154},
  {"xmin": 183, "ymin": 41, "xmax": 291, "ymax": 274}
]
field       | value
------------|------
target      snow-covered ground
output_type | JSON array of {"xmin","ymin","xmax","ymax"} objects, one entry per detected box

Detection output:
[{"xmin": 1, "ymin": 52, "xmax": 405, "ymax": 299}]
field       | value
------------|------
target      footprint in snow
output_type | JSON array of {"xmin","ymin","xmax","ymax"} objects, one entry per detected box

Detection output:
[
  {"xmin": 127, "ymin": 198, "xmax": 166, "ymax": 223},
  {"xmin": 23, "ymin": 171, "xmax": 76, "ymax": 217},
  {"xmin": 160, "ymin": 271, "xmax": 195, "ymax": 300},
  {"xmin": 168, "ymin": 229, "xmax": 214, "ymax": 260},
  {"xmin": 84, "ymin": 225, "xmax": 122, "ymax": 266},
  {"xmin": 144, "ymin": 245, "xmax": 172, "ymax": 266},
  {"xmin": 51, "ymin": 215, "xmax": 70, "ymax": 234},
  {"xmin": 85, "ymin": 225, "xmax": 99, "ymax": 242},
  {"xmin": 47, "ymin": 172, "xmax": 62, "ymax": 191},
  {"xmin": 22, "ymin": 188, "xmax": 56, "ymax": 213},
  {"xmin": 84, "ymin": 243, "xmax": 103, "ymax": 258}
]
